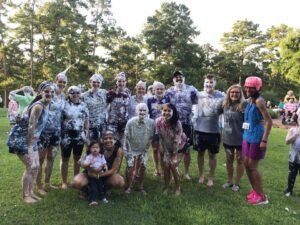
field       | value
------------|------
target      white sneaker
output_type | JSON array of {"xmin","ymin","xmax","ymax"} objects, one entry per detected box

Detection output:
[{"xmin": 102, "ymin": 198, "xmax": 108, "ymax": 204}]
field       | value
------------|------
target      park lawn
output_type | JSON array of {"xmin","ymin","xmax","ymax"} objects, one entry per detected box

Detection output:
[{"xmin": 0, "ymin": 111, "xmax": 300, "ymax": 225}]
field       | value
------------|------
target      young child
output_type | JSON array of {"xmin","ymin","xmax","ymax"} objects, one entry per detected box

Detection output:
[
  {"xmin": 79, "ymin": 141, "xmax": 108, "ymax": 205},
  {"xmin": 284, "ymin": 112, "xmax": 300, "ymax": 196},
  {"xmin": 155, "ymin": 103, "xmax": 186, "ymax": 196},
  {"xmin": 124, "ymin": 103, "xmax": 154, "ymax": 194}
]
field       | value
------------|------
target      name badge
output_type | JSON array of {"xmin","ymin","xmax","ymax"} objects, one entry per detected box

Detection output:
[{"xmin": 242, "ymin": 122, "xmax": 250, "ymax": 130}]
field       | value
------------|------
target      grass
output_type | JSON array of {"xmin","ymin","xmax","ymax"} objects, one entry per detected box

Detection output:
[{"xmin": 0, "ymin": 112, "xmax": 300, "ymax": 225}]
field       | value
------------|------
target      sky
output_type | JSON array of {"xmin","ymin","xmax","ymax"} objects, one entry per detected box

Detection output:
[{"xmin": 111, "ymin": 0, "xmax": 300, "ymax": 49}]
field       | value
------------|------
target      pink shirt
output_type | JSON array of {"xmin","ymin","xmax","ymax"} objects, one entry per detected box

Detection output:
[{"xmin": 284, "ymin": 102, "xmax": 297, "ymax": 112}]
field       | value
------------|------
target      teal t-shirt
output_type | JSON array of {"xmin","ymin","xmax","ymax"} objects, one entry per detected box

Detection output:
[{"xmin": 13, "ymin": 94, "xmax": 35, "ymax": 115}]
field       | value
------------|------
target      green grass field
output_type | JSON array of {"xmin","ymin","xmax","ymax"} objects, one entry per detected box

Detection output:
[{"xmin": 0, "ymin": 108, "xmax": 300, "ymax": 225}]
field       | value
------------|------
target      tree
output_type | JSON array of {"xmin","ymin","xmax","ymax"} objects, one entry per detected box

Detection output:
[
  {"xmin": 142, "ymin": 2, "xmax": 205, "ymax": 87},
  {"xmin": 221, "ymin": 20, "xmax": 265, "ymax": 83}
]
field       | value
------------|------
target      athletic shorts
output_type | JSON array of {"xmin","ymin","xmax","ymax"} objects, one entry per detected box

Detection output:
[
  {"xmin": 242, "ymin": 140, "xmax": 266, "ymax": 160},
  {"xmin": 39, "ymin": 131, "xmax": 61, "ymax": 149},
  {"xmin": 61, "ymin": 130, "xmax": 85, "ymax": 158},
  {"xmin": 178, "ymin": 124, "xmax": 193, "ymax": 154},
  {"xmin": 193, "ymin": 131, "xmax": 221, "ymax": 154},
  {"xmin": 223, "ymin": 143, "xmax": 242, "ymax": 151}
]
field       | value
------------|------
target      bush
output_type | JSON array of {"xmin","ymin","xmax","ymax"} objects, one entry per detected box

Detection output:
[{"xmin": 268, "ymin": 109, "xmax": 279, "ymax": 119}]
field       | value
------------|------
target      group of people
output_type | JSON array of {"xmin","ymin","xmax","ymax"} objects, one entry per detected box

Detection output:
[{"xmin": 7, "ymin": 69, "xmax": 275, "ymax": 206}]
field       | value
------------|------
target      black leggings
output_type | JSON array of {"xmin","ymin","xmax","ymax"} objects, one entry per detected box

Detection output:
[{"xmin": 286, "ymin": 162, "xmax": 300, "ymax": 193}]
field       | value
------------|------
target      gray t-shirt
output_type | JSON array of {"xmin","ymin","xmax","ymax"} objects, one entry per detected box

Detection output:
[
  {"xmin": 193, "ymin": 90, "xmax": 224, "ymax": 133},
  {"xmin": 223, "ymin": 105, "xmax": 245, "ymax": 146}
]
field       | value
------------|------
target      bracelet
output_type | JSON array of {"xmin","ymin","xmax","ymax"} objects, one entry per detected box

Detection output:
[{"xmin": 261, "ymin": 140, "xmax": 268, "ymax": 143}]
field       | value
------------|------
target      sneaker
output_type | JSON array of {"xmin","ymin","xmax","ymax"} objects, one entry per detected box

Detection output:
[
  {"xmin": 102, "ymin": 198, "xmax": 108, "ymax": 204},
  {"xmin": 222, "ymin": 182, "xmax": 233, "ymax": 189},
  {"xmin": 89, "ymin": 201, "xmax": 98, "ymax": 206},
  {"xmin": 246, "ymin": 190, "xmax": 256, "ymax": 200},
  {"xmin": 248, "ymin": 193, "xmax": 269, "ymax": 205},
  {"xmin": 283, "ymin": 190, "xmax": 292, "ymax": 197}
]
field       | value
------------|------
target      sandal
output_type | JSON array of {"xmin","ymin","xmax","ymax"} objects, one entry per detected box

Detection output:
[{"xmin": 232, "ymin": 184, "xmax": 240, "ymax": 192}]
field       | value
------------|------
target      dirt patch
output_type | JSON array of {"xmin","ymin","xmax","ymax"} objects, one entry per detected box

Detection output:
[{"xmin": 272, "ymin": 119, "xmax": 296, "ymax": 129}]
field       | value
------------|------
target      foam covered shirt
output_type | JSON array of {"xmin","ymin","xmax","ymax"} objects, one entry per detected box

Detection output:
[
  {"xmin": 82, "ymin": 154, "xmax": 107, "ymax": 169},
  {"xmin": 125, "ymin": 117, "xmax": 154, "ymax": 155},
  {"xmin": 166, "ymin": 85, "xmax": 198, "ymax": 125},
  {"xmin": 107, "ymin": 89, "xmax": 130, "ymax": 126},
  {"xmin": 147, "ymin": 95, "xmax": 170, "ymax": 120},
  {"xmin": 43, "ymin": 93, "xmax": 65, "ymax": 133},
  {"xmin": 82, "ymin": 89, "xmax": 107, "ymax": 128},
  {"xmin": 193, "ymin": 90, "xmax": 224, "ymax": 133},
  {"xmin": 62, "ymin": 100, "xmax": 89, "ymax": 131}
]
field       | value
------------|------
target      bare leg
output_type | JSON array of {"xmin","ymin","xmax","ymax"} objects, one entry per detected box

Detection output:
[
  {"xmin": 183, "ymin": 152, "xmax": 191, "ymax": 180},
  {"xmin": 245, "ymin": 158, "xmax": 263, "ymax": 195},
  {"xmin": 170, "ymin": 154, "xmax": 180, "ymax": 196},
  {"xmin": 197, "ymin": 151, "xmax": 205, "ymax": 183},
  {"xmin": 60, "ymin": 157, "xmax": 69, "ymax": 189},
  {"xmin": 225, "ymin": 149, "xmax": 234, "ymax": 184},
  {"xmin": 139, "ymin": 164, "xmax": 146, "ymax": 191},
  {"xmin": 36, "ymin": 149, "xmax": 47, "ymax": 190},
  {"xmin": 163, "ymin": 161, "xmax": 171, "ymax": 194},
  {"xmin": 73, "ymin": 155, "xmax": 81, "ymax": 177},
  {"xmin": 207, "ymin": 152, "xmax": 217, "ymax": 186},
  {"xmin": 152, "ymin": 143, "xmax": 161, "ymax": 175},
  {"xmin": 44, "ymin": 146, "xmax": 58, "ymax": 189},
  {"xmin": 235, "ymin": 150, "xmax": 244, "ymax": 185}
]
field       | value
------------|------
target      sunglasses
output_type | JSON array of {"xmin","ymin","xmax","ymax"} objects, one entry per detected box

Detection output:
[
  {"xmin": 58, "ymin": 81, "xmax": 67, "ymax": 84},
  {"xmin": 69, "ymin": 92, "xmax": 80, "ymax": 95},
  {"xmin": 44, "ymin": 90, "xmax": 55, "ymax": 94}
]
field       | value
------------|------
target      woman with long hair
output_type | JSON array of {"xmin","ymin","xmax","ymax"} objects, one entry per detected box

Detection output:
[
  {"xmin": 222, "ymin": 84, "xmax": 246, "ymax": 192},
  {"xmin": 7, "ymin": 81, "xmax": 55, "ymax": 203},
  {"xmin": 155, "ymin": 103, "xmax": 186, "ymax": 196}
]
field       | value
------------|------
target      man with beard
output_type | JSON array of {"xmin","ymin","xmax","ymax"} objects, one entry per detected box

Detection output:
[
  {"xmin": 193, "ymin": 74, "xmax": 224, "ymax": 186},
  {"xmin": 166, "ymin": 71, "xmax": 198, "ymax": 180}
]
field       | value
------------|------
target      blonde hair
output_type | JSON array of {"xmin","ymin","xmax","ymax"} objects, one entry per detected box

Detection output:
[{"xmin": 223, "ymin": 84, "xmax": 245, "ymax": 112}]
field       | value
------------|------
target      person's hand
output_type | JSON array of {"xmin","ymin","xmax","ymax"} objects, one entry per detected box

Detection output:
[{"xmin": 259, "ymin": 141, "xmax": 267, "ymax": 151}]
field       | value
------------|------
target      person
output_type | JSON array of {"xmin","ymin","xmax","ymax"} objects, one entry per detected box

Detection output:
[
  {"xmin": 284, "ymin": 90, "xmax": 297, "ymax": 103},
  {"xmin": 147, "ymin": 85, "xmax": 154, "ymax": 97},
  {"xmin": 106, "ymin": 72, "xmax": 130, "ymax": 144},
  {"xmin": 147, "ymin": 81, "xmax": 170, "ymax": 176},
  {"xmin": 128, "ymin": 80, "xmax": 148, "ymax": 119},
  {"xmin": 166, "ymin": 70, "xmax": 198, "ymax": 181},
  {"xmin": 7, "ymin": 81, "xmax": 55, "ymax": 203},
  {"xmin": 124, "ymin": 103, "xmax": 154, "ymax": 194},
  {"xmin": 7, "ymin": 95, "xmax": 18, "ymax": 126},
  {"xmin": 82, "ymin": 74, "xmax": 107, "ymax": 141},
  {"xmin": 72, "ymin": 131, "xmax": 125, "ymax": 194},
  {"xmin": 156, "ymin": 103, "xmax": 186, "ymax": 196},
  {"xmin": 243, "ymin": 76, "xmax": 272, "ymax": 205},
  {"xmin": 60, "ymin": 86, "xmax": 89, "ymax": 189},
  {"xmin": 222, "ymin": 84, "xmax": 246, "ymax": 192},
  {"xmin": 9, "ymin": 86, "xmax": 36, "ymax": 117},
  {"xmin": 266, "ymin": 101, "xmax": 272, "ymax": 109},
  {"xmin": 36, "ymin": 71, "xmax": 67, "ymax": 195},
  {"xmin": 79, "ymin": 141, "xmax": 108, "ymax": 205},
  {"xmin": 278, "ymin": 99, "xmax": 285, "ymax": 117},
  {"xmin": 192, "ymin": 74, "xmax": 224, "ymax": 186},
  {"xmin": 283, "ymin": 97, "xmax": 298, "ymax": 123},
  {"xmin": 284, "ymin": 110, "xmax": 300, "ymax": 197}
]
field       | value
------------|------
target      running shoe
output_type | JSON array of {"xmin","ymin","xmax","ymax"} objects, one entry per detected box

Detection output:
[{"xmin": 248, "ymin": 193, "xmax": 269, "ymax": 205}]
